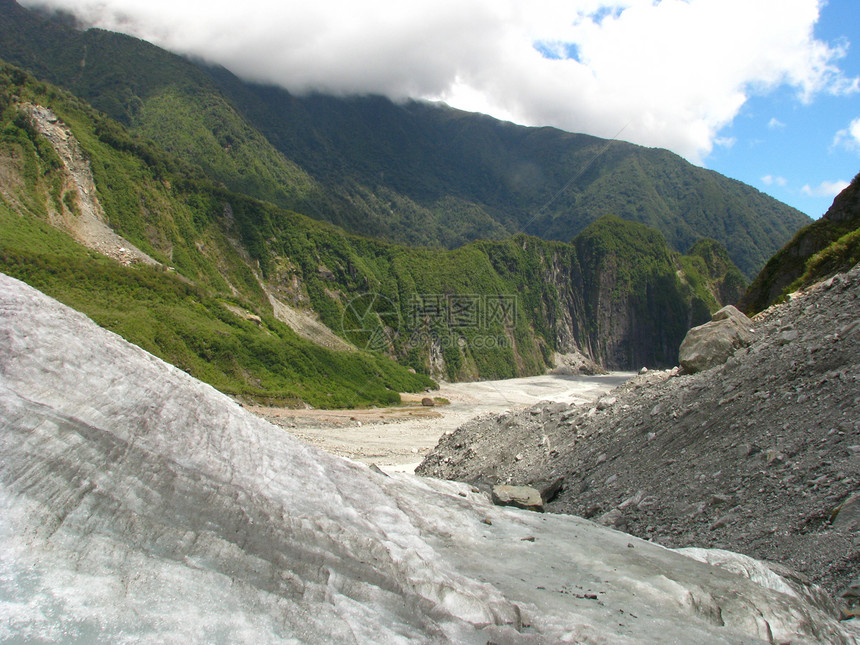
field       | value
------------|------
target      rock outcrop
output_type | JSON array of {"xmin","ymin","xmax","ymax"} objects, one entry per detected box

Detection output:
[
  {"xmin": 491, "ymin": 484, "xmax": 544, "ymax": 512},
  {"xmin": 739, "ymin": 172, "xmax": 860, "ymax": 314},
  {"xmin": 551, "ymin": 350, "xmax": 608, "ymax": 375}
]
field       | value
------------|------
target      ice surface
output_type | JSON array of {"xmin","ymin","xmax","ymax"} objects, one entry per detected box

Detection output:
[{"xmin": 0, "ymin": 273, "xmax": 857, "ymax": 644}]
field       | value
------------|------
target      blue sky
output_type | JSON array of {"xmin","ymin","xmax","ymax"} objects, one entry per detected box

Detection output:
[
  {"xmin": 25, "ymin": 0, "xmax": 860, "ymax": 220},
  {"xmin": 704, "ymin": 0, "xmax": 860, "ymax": 218}
]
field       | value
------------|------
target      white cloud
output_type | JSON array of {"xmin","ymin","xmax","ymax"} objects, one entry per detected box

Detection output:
[
  {"xmin": 801, "ymin": 179, "xmax": 849, "ymax": 196},
  {"xmin": 833, "ymin": 117, "xmax": 860, "ymax": 151},
  {"xmin": 21, "ymin": 0, "xmax": 859, "ymax": 164},
  {"xmin": 762, "ymin": 175, "xmax": 788, "ymax": 187},
  {"xmin": 768, "ymin": 118, "xmax": 786, "ymax": 129}
]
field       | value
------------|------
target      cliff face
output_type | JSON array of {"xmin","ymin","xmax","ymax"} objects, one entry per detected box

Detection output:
[
  {"xmin": 506, "ymin": 217, "xmax": 719, "ymax": 372},
  {"xmin": 569, "ymin": 215, "xmax": 712, "ymax": 369},
  {"xmin": 538, "ymin": 248, "xmax": 591, "ymax": 358},
  {"xmin": 346, "ymin": 220, "xmax": 719, "ymax": 378},
  {"xmin": 826, "ymin": 175, "xmax": 860, "ymax": 224}
]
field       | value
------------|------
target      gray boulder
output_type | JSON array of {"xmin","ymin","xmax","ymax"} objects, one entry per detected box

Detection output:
[
  {"xmin": 596, "ymin": 508, "xmax": 626, "ymax": 529},
  {"xmin": 832, "ymin": 493, "xmax": 860, "ymax": 529},
  {"xmin": 550, "ymin": 350, "xmax": 607, "ymax": 375},
  {"xmin": 678, "ymin": 305, "xmax": 756, "ymax": 374},
  {"xmin": 491, "ymin": 485, "xmax": 544, "ymax": 512}
]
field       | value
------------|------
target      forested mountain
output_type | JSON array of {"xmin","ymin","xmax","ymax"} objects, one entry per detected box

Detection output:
[
  {"xmin": 211, "ymin": 76, "xmax": 804, "ymax": 278},
  {"xmin": 1, "ymin": 63, "xmax": 740, "ymax": 408},
  {"xmin": 0, "ymin": 0, "xmax": 818, "ymax": 407},
  {"xmin": 0, "ymin": 0, "xmax": 809, "ymax": 278}
]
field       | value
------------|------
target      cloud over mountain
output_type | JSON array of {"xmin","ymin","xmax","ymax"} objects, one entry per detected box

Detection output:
[
  {"xmin": 23, "ymin": 0, "xmax": 858, "ymax": 163},
  {"xmin": 834, "ymin": 117, "xmax": 860, "ymax": 152},
  {"xmin": 802, "ymin": 178, "xmax": 850, "ymax": 196}
]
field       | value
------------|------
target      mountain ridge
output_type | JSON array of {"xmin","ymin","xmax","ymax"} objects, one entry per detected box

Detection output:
[
  {"xmin": 0, "ymin": 0, "xmax": 810, "ymax": 278},
  {"xmin": 208, "ymin": 71, "xmax": 807, "ymax": 277}
]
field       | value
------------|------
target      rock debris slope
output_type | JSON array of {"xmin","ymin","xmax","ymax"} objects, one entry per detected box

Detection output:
[
  {"xmin": 0, "ymin": 272, "xmax": 858, "ymax": 643},
  {"xmin": 419, "ymin": 264, "xmax": 860, "ymax": 604},
  {"xmin": 19, "ymin": 103, "xmax": 158, "ymax": 266}
]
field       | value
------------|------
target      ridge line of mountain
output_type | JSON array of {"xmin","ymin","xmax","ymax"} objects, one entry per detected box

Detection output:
[{"xmin": 0, "ymin": 0, "xmax": 810, "ymax": 279}]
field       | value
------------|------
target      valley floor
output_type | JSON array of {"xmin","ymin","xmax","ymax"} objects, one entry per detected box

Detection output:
[{"xmin": 249, "ymin": 373, "xmax": 633, "ymax": 473}]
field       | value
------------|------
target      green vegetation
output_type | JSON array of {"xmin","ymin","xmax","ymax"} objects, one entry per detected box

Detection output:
[
  {"xmin": 131, "ymin": 85, "xmax": 322, "ymax": 211},
  {"xmin": 739, "ymin": 172, "xmax": 860, "ymax": 314},
  {"xmin": 791, "ymin": 226, "xmax": 860, "ymax": 291},
  {"xmin": 0, "ymin": 1, "xmax": 321, "ymax": 217},
  {"xmin": 0, "ymin": 45, "xmax": 752, "ymax": 404},
  {"xmin": 0, "ymin": 213, "xmax": 430, "ymax": 407},
  {"xmin": 683, "ymin": 238, "xmax": 747, "ymax": 306},
  {"xmin": 212, "ymin": 87, "xmax": 807, "ymax": 277},
  {"xmin": 0, "ymin": 62, "xmax": 433, "ymax": 407}
]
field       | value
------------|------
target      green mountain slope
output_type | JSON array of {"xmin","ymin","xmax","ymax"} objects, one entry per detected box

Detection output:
[
  {"xmin": 738, "ymin": 172, "xmax": 860, "ymax": 314},
  {"xmin": 0, "ymin": 62, "xmax": 741, "ymax": 396},
  {"xmin": 0, "ymin": 0, "xmax": 808, "ymax": 278},
  {"xmin": 0, "ymin": 0, "xmax": 323, "ymax": 214},
  {"xmin": 0, "ymin": 62, "xmax": 435, "ymax": 407},
  {"xmin": 682, "ymin": 238, "xmax": 748, "ymax": 307},
  {"xmin": 209, "ymin": 72, "xmax": 807, "ymax": 278}
]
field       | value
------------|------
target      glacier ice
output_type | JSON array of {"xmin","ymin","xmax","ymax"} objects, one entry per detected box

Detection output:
[{"xmin": 0, "ymin": 273, "xmax": 857, "ymax": 644}]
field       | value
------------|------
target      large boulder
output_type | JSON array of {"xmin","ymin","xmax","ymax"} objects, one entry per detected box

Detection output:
[
  {"xmin": 678, "ymin": 305, "xmax": 756, "ymax": 374},
  {"xmin": 491, "ymin": 485, "xmax": 544, "ymax": 512},
  {"xmin": 832, "ymin": 493, "xmax": 860, "ymax": 530},
  {"xmin": 550, "ymin": 350, "xmax": 607, "ymax": 375}
]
